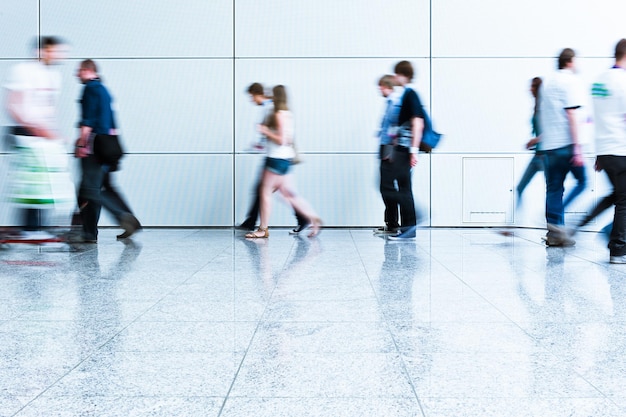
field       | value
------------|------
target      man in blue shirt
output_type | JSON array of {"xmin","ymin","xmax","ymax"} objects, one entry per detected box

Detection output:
[
  {"xmin": 75, "ymin": 59, "xmax": 141, "ymax": 242},
  {"xmin": 374, "ymin": 75, "xmax": 403, "ymax": 235}
]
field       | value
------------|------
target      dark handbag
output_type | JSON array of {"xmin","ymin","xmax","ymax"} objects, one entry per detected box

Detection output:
[{"xmin": 93, "ymin": 133, "xmax": 124, "ymax": 167}]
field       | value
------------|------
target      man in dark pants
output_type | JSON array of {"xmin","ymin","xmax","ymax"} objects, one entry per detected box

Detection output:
[
  {"xmin": 237, "ymin": 82, "xmax": 307, "ymax": 234},
  {"xmin": 593, "ymin": 39, "xmax": 626, "ymax": 263},
  {"xmin": 374, "ymin": 74, "xmax": 402, "ymax": 235},
  {"xmin": 387, "ymin": 61, "xmax": 425, "ymax": 241},
  {"xmin": 75, "ymin": 59, "xmax": 141, "ymax": 243}
]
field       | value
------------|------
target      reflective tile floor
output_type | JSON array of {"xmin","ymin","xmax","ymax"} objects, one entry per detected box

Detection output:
[{"xmin": 2, "ymin": 227, "xmax": 626, "ymax": 416}]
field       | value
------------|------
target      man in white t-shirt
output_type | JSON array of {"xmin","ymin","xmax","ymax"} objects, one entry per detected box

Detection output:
[
  {"xmin": 593, "ymin": 39, "xmax": 626, "ymax": 263},
  {"xmin": 4, "ymin": 36, "xmax": 72, "ymax": 239},
  {"xmin": 539, "ymin": 48, "xmax": 587, "ymax": 246}
]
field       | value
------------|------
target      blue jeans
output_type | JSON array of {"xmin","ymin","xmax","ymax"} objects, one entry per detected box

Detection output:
[
  {"xmin": 563, "ymin": 164, "xmax": 586, "ymax": 209},
  {"xmin": 517, "ymin": 153, "xmax": 544, "ymax": 197},
  {"xmin": 544, "ymin": 145, "xmax": 580, "ymax": 225},
  {"xmin": 78, "ymin": 154, "xmax": 133, "ymax": 240}
]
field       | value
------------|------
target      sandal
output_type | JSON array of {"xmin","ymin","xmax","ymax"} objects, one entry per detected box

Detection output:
[
  {"xmin": 308, "ymin": 218, "xmax": 323, "ymax": 238},
  {"xmin": 245, "ymin": 227, "xmax": 269, "ymax": 239}
]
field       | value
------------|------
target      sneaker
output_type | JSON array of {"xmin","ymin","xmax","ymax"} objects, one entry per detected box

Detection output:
[
  {"xmin": 20, "ymin": 231, "xmax": 55, "ymax": 240},
  {"xmin": 236, "ymin": 221, "xmax": 256, "ymax": 231},
  {"xmin": 68, "ymin": 234, "xmax": 97, "ymax": 244},
  {"xmin": 545, "ymin": 224, "xmax": 575, "ymax": 247},
  {"xmin": 610, "ymin": 255, "xmax": 626, "ymax": 264},
  {"xmin": 388, "ymin": 226, "xmax": 417, "ymax": 241},
  {"xmin": 289, "ymin": 222, "xmax": 310, "ymax": 235},
  {"xmin": 373, "ymin": 226, "xmax": 399, "ymax": 235}
]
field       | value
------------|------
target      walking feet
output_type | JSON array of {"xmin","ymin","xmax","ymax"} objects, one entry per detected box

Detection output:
[
  {"xmin": 245, "ymin": 227, "xmax": 269, "ymax": 239},
  {"xmin": 118, "ymin": 213, "xmax": 142, "ymax": 240},
  {"xmin": 308, "ymin": 218, "xmax": 322, "ymax": 238},
  {"xmin": 544, "ymin": 224, "xmax": 575, "ymax": 247}
]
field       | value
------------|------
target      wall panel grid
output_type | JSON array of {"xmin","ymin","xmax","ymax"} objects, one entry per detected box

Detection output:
[{"xmin": 0, "ymin": 2, "xmax": 621, "ymax": 228}]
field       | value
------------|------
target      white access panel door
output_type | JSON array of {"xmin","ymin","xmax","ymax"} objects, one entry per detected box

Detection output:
[{"xmin": 463, "ymin": 157, "xmax": 515, "ymax": 224}]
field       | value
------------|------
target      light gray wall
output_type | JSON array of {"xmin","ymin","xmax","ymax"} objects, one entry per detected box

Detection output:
[{"xmin": 0, "ymin": 0, "xmax": 624, "ymax": 228}]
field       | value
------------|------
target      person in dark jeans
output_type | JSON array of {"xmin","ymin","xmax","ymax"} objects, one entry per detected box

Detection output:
[
  {"xmin": 387, "ymin": 61, "xmax": 425, "ymax": 241},
  {"xmin": 589, "ymin": 39, "xmax": 626, "ymax": 262},
  {"xmin": 75, "ymin": 59, "xmax": 141, "ymax": 242},
  {"xmin": 374, "ymin": 74, "xmax": 403, "ymax": 235}
]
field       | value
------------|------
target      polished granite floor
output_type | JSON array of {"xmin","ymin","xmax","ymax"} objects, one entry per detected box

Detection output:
[{"xmin": 1, "ymin": 226, "xmax": 626, "ymax": 416}]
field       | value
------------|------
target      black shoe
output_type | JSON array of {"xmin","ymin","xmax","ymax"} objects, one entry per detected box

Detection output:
[
  {"xmin": 289, "ymin": 222, "xmax": 310, "ymax": 235},
  {"xmin": 236, "ymin": 221, "xmax": 256, "ymax": 231},
  {"xmin": 373, "ymin": 226, "xmax": 399, "ymax": 235},
  {"xmin": 119, "ymin": 213, "xmax": 141, "ymax": 240}
]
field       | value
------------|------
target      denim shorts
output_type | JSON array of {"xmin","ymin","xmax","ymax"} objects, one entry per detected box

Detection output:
[{"xmin": 265, "ymin": 157, "xmax": 291, "ymax": 175}]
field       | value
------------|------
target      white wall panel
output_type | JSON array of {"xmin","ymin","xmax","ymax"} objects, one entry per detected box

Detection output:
[
  {"xmin": 97, "ymin": 154, "xmax": 233, "ymax": 226},
  {"xmin": 462, "ymin": 157, "xmax": 514, "ymax": 224},
  {"xmin": 57, "ymin": 59, "xmax": 233, "ymax": 153},
  {"xmin": 40, "ymin": 0, "xmax": 233, "ymax": 58},
  {"xmin": 235, "ymin": 59, "xmax": 430, "ymax": 153},
  {"xmin": 431, "ymin": 58, "xmax": 613, "ymax": 155},
  {"xmin": 235, "ymin": 154, "xmax": 431, "ymax": 227},
  {"xmin": 432, "ymin": 0, "xmax": 626, "ymax": 58},
  {"xmin": 0, "ymin": 1, "xmax": 38, "ymax": 58},
  {"xmin": 235, "ymin": 0, "xmax": 430, "ymax": 58},
  {"xmin": 432, "ymin": 58, "xmax": 551, "ymax": 154}
]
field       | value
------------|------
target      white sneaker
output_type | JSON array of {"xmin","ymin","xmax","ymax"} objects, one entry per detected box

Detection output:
[
  {"xmin": 388, "ymin": 226, "xmax": 417, "ymax": 241},
  {"xmin": 610, "ymin": 255, "xmax": 626, "ymax": 264},
  {"xmin": 20, "ymin": 231, "xmax": 55, "ymax": 240}
]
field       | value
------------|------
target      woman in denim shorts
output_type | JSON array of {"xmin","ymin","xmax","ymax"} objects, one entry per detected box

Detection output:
[{"xmin": 245, "ymin": 85, "xmax": 322, "ymax": 238}]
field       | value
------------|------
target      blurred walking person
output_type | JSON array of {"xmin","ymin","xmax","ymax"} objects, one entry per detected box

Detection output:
[
  {"xmin": 539, "ymin": 48, "xmax": 587, "ymax": 246},
  {"xmin": 4, "ymin": 36, "xmax": 74, "ymax": 239},
  {"xmin": 592, "ymin": 39, "xmax": 626, "ymax": 263},
  {"xmin": 237, "ymin": 83, "xmax": 308, "ymax": 234},
  {"xmin": 74, "ymin": 59, "xmax": 141, "ymax": 243},
  {"xmin": 387, "ymin": 60, "xmax": 425, "ymax": 241},
  {"xmin": 374, "ymin": 74, "xmax": 403, "ymax": 235},
  {"xmin": 245, "ymin": 85, "xmax": 321, "ymax": 239},
  {"xmin": 517, "ymin": 77, "xmax": 544, "ymax": 202}
]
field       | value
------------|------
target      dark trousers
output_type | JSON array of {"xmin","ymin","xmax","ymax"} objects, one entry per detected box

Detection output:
[
  {"xmin": 78, "ymin": 154, "xmax": 134, "ymax": 240},
  {"xmin": 379, "ymin": 147, "xmax": 416, "ymax": 229},
  {"xmin": 579, "ymin": 192, "xmax": 615, "ymax": 228},
  {"xmin": 598, "ymin": 155, "xmax": 626, "ymax": 256},
  {"xmin": 24, "ymin": 209, "xmax": 43, "ymax": 231},
  {"xmin": 379, "ymin": 148, "xmax": 399, "ymax": 229},
  {"xmin": 242, "ymin": 167, "xmax": 308, "ymax": 227}
]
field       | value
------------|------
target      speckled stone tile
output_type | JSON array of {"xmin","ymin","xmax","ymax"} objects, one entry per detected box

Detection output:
[
  {"xmin": 15, "ymin": 395, "xmax": 224, "ymax": 417},
  {"xmin": 420, "ymin": 397, "xmax": 624, "ymax": 417},
  {"xmin": 220, "ymin": 397, "xmax": 424, "ymax": 417},
  {"xmin": 230, "ymin": 352, "xmax": 415, "ymax": 398},
  {"xmin": 3, "ymin": 227, "xmax": 626, "ymax": 416}
]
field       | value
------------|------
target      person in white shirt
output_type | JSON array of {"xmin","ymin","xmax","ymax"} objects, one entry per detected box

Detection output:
[
  {"xmin": 4, "ymin": 36, "xmax": 74, "ymax": 239},
  {"xmin": 593, "ymin": 39, "xmax": 626, "ymax": 263},
  {"xmin": 539, "ymin": 48, "xmax": 586, "ymax": 246}
]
